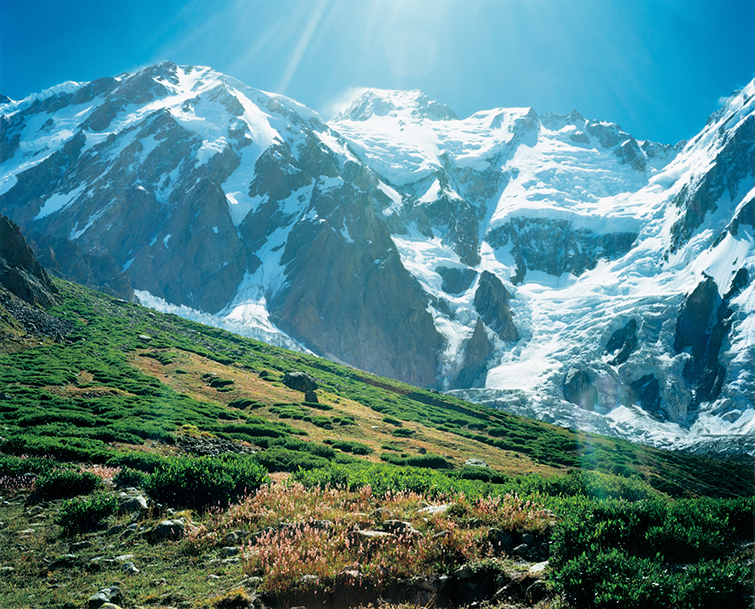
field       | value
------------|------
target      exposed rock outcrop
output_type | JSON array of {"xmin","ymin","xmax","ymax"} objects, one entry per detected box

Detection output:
[
  {"xmin": 563, "ymin": 368, "xmax": 598, "ymax": 411},
  {"xmin": 675, "ymin": 271, "xmax": 749, "ymax": 415},
  {"xmin": 0, "ymin": 214, "xmax": 57, "ymax": 308},
  {"xmin": 473, "ymin": 271, "xmax": 518, "ymax": 342},
  {"xmin": 455, "ymin": 318, "xmax": 492, "ymax": 389},
  {"xmin": 486, "ymin": 218, "xmax": 637, "ymax": 284}
]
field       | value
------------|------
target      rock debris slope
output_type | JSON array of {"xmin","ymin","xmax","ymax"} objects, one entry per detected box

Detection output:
[{"xmin": 1, "ymin": 63, "xmax": 753, "ymax": 454}]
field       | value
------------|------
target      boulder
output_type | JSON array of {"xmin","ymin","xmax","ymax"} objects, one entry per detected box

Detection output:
[
  {"xmin": 117, "ymin": 494, "xmax": 148, "ymax": 515},
  {"xmin": 283, "ymin": 371, "xmax": 318, "ymax": 393},
  {"xmin": 144, "ymin": 519, "xmax": 186, "ymax": 542}
]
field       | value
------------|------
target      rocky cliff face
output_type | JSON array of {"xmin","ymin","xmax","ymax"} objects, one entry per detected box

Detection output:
[
  {"xmin": 1, "ymin": 65, "xmax": 753, "ymax": 453},
  {"xmin": 0, "ymin": 214, "xmax": 57, "ymax": 308}
]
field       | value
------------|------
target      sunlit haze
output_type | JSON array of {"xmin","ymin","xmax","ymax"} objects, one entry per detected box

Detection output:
[{"xmin": 1, "ymin": 0, "xmax": 754, "ymax": 143}]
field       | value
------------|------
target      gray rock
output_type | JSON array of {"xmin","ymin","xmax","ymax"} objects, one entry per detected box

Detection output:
[
  {"xmin": 121, "ymin": 561, "xmax": 140, "ymax": 574},
  {"xmin": 351, "ymin": 530, "xmax": 396, "ymax": 542},
  {"xmin": 487, "ymin": 528, "xmax": 514, "ymax": 551},
  {"xmin": 513, "ymin": 543, "xmax": 529, "ymax": 555},
  {"xmin": 145, "ymin": 518, "xmax": 186, "ymax": 542},
  {"xmin": 418, "ymin": 503, "xmax": 452, "ymax": 516},
  {"xmin": 473, "ymin": 271, "xmax": 519, "ymax": 342},
  {"xmin": 454, "ymin": 565, "xmax": 474, "ymax": 579},
  {"xmin": 464, "ymin": 458, "xmax": 489, "ymax": 468},
  {"xmin": 86, "ymin": 586, "xmax": 122, "ymax": 609},
  {"xmin": 303, "ymin": 390, "xmax": 318, "ymax": 403},
  {"xmin": 220, "ymin": 546, "xmax": 240, "ymax": 558},
  {"xmin": 117, "ymin": 494, "xmax": 148, "ymax": 514},
  {"xmin": 282, "ymin": 371, "xmax": 318, "ymax": 393},
  {"xmin": 47, "ymin": 554, "xmax": 80, "ymax": 570},
  {"xmin": 106, "ymin": 524, "xmax": 125, "ymax": 536},
  {"xmin": 381, "ymin": 520, "xmax": 419, "ymax": 536},
  {"xmin": 68, "ymin": 541, "xmax": 91, "ymax": 552},
  {"xmin": 113, "ymin": 554, "xmax": 135, "ymax": 563}
]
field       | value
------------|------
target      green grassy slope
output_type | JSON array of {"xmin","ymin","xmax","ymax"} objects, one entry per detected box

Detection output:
[{"xmin": 0, "ymin": 278, "xmax": 752, "ymax": 498}]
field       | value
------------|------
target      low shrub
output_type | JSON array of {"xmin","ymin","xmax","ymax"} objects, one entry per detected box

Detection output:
[
  {"xmin": 145, "ymin": 455, "xmax": 268, "ymax": 511},
  {"xmin": 113, "ymin": 467, "xmax": 150, "ymax": 489},
  {"xmin": 56, "ymin": 493, "xmax": 117, "ymax": 535},
  {"xmin": 325, "ymin": 440, "xmax": 373, "ymax": 455},
  {"xmin": 35, "ymin": 469, "xmax": 100, "ymax": 500},
  {"xmin": 107, "ymin": 451, "xmax": 168, "ymax": 473},
  {"xmin": 457, "ymin": 465, "xmax": 508, "ymax": 484}
]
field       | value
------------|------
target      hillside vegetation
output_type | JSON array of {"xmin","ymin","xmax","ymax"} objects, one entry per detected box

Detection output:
[{"xmin": 0, "ymin": 279, "xmax": 752, "ymax": 608}]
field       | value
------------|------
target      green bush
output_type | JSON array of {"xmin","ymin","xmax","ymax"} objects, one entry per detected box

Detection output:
[
  {"xmin": 113, "ymin": 467, "xmax": 150, "ymax": 489},
  {"xmin": 0, "ymin": 454, "xmax": 57, "ymax": 477},
  {"xmin": 56, "ymin": 493, "xmax": 118, "ymax": 535},
  {"xmin": 35, "ymin": 469, "xmax": 100, "ymax": 500},
  {"xmin": 253, "ymin": 448, "xmax": 331, "ymax": 473},
  {"xmin": 145, "ymin": 456, "xmax": 267, "ymax": 511},
  {"xmin": 107, "ymin": 451, "xmax": 168, "ymax": 473},
  {"xmin": 325, "ymin": 440, "xmax": 373, "ymax": 455},
  {"xmin": 457, "ymin": 465, "xmax": 508, "ymax": 484}
]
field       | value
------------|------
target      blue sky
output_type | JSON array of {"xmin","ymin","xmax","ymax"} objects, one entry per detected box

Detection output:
[{"xmin": 1, "ymin": 0, "xmax": 753, "ymax": 144}]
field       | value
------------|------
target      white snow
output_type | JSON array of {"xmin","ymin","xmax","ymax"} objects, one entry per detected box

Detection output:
[{"xmin": 35, "ymin": 184, "xmax": 87, "ymax": 219}]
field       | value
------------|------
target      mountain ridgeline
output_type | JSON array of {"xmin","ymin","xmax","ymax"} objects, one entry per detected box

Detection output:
[{"xmin": 0, "ymin": 63, "xmax": 753, "ymax": 454}]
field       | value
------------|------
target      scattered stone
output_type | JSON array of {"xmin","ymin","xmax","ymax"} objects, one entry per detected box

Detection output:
[
  {"xmin": 513, "ymin": 543, "xmax": 529, "ymax": 556},
  {"xmin": 454, "ymin": 565, "xmax": 475, "ymax": 579},
  {"xmin": 371, "ymin": 507, "xmax": 392, "ymax": 520},
  {"xmin": 464, "ymin": 458, "xmax": 489, "ymax": 468},
  {"xmin": 381, "ymin": 520, "xmax": 419, "ymax": 536},
  {"xmin": 0, "ymin": 566, "xmax": 15, "ymax": 574},
  {"xmin": 69, "ymin": 541, "xmax": 91, "ymax": 552},
  {"xmin": 222, "ymin": 531, "xmax": 240, "ymax": 545},
  {"xmin": 528, "ymin": 560, "xmax": 549, "ymax": 576},
  {"xmin": 113, "ymin": 554, "xmax": 135, "ymax": 563},
  {"xmin": 303, "ymin": 390, "xmax": 318, "ymax": 403},
  {"xmin": 121, "ymin": 561, "xmax": 140, "ymax": 575},
  {"xmin": 86, "ymin": 586, "xmax": 122, "ymax": 609},
  {"xmin": 220, "ymin": 546, "xmax": 240, "ymax": 558},
  {"xmin": 351, "ymin": 530, "xmax": 396, "ymax": 542},
  {"xmin": 138, "ymin": 334, "xmax": 152, "ymax": 342},
  {"xmin": 106, "ymin": 524, "xmax": 125, "ymax": 536},
  {"xmin": 145, "ymin": 519, "xmax": 186, "ymax": 542},
  {"xmin": 117, "ymin": 494, "xmax": 148, "ymax": 515},
  {"xmin": 175, "ymin": 434, "xmax": 256, "ymax": 457},
  {"xmin": 418, "ymin": 504, "xmax": 451, "ymax": 516},
  {"xmin": 47, "ymin": 554, "xmax": 80, "ymax": 570},
  {"xmin": 487, "ymin": 528, "xmax": 514, "ymax": 552}
]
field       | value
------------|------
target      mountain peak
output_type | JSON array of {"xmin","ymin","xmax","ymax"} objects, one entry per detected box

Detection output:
[{"xmin": 333, "ymin": 89, "xmax": 458, "ymax": 122}]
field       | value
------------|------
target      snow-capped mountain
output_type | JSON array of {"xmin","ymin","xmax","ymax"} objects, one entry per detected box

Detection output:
[{"xmin": 1, "ymin": 63, "xmax": 753, "ymax": 455}]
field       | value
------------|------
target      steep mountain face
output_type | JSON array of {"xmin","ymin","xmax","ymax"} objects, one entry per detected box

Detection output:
[
  {"xmin": 0, "ymin": 63, "xmax": 441, "ymax": 386},
  {"xmin": 1, "ymin": 64, "xmax": 753, "ymax": 454},
  {"xmin": 0, "ymin": 213, "xmax": 57, "ymax": 308}
]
